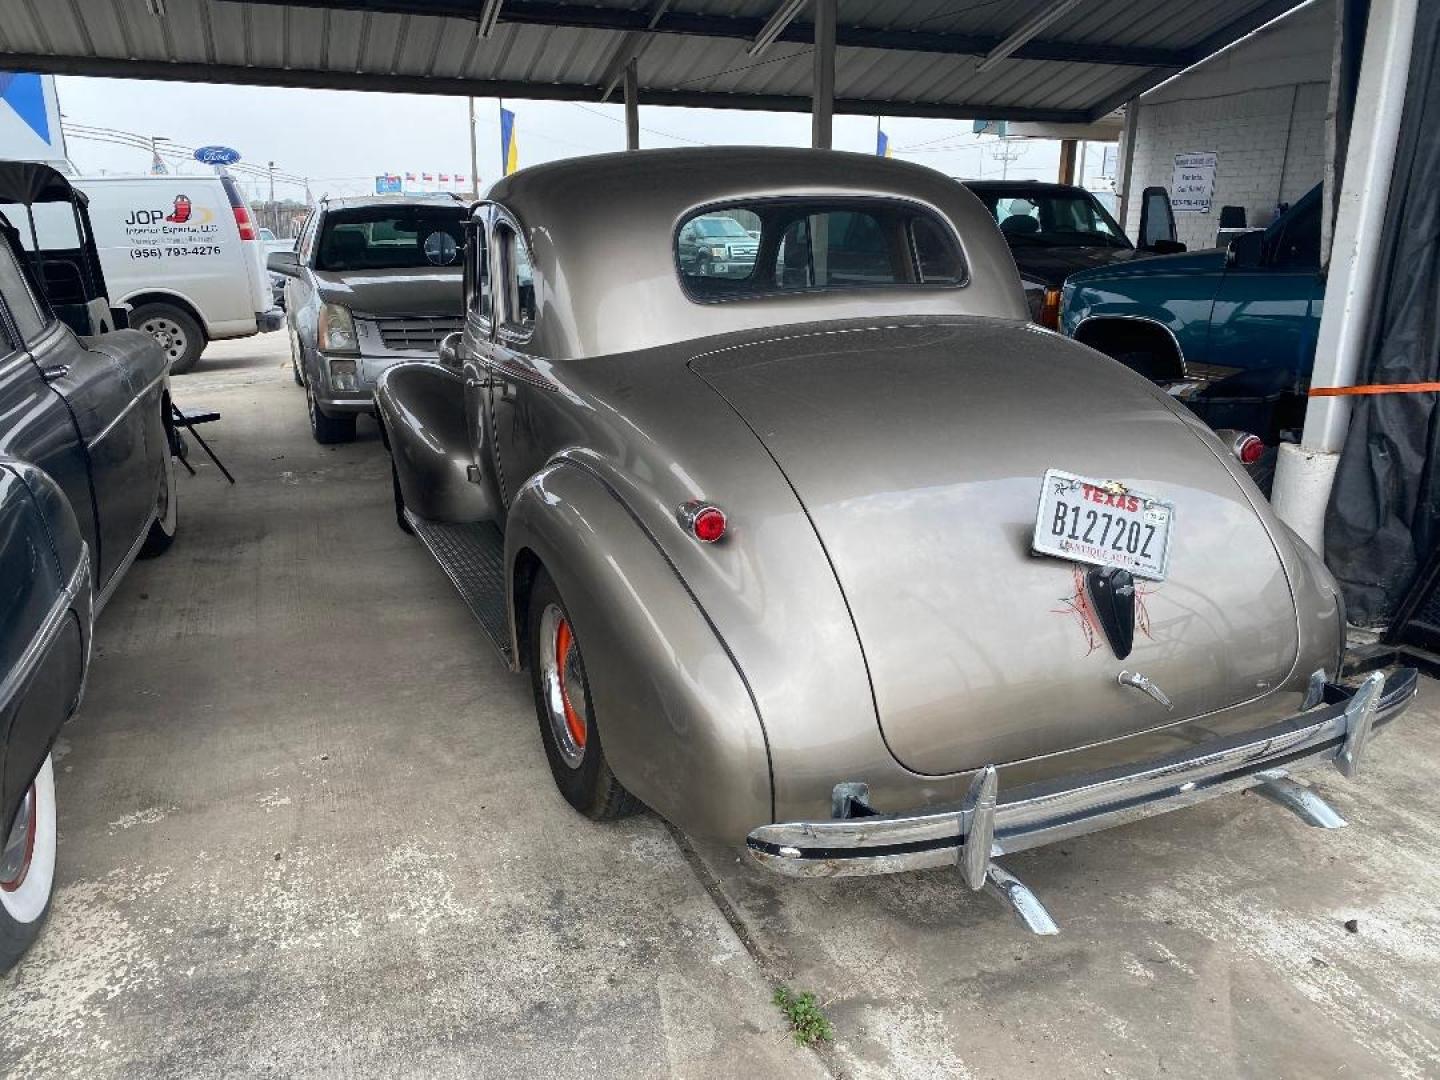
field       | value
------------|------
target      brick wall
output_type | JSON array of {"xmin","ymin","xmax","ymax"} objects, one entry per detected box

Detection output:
[{"xmin": 1124, "ymin": 82, "xmax": 1328, "ymax": 250}]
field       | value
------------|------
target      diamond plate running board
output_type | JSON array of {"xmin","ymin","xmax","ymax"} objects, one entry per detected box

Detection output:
[{"xmin": 406, "ymin": 512, "xmax": 512, "ymax": 662}]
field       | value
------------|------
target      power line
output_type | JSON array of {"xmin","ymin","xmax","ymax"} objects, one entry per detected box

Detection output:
[{"xmin": 566, "ymin": 101, "xmax": 710, "ymax": 146}]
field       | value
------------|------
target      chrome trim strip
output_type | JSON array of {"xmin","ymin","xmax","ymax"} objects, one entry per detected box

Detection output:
[
  {"xmin": 95, "ymin": 509, "xmax": 154, "ymax": 616},
  {"xmin": 86, "ymin": 371, "xmax": 166, "ymax": 453},
  {"xmin": 747, "ymin": 671, "xmax": 1417, "ymax": 877},
  {"xmin": 0, "ymin": 544, "xmax": 91, "ymax": 717}
]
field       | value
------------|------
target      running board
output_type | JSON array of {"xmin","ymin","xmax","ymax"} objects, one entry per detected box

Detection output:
[{"xmin": 406, "ymin": 513, "xmax": 512, "ymax": 663}]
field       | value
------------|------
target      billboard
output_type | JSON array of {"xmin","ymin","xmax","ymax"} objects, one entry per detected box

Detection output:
[
  {"xmin": 0, "ymin": 73, "xmax": 69, "ymax": 170},
  {"xmin": 375, "ymin": 174, "xmax": 403, "ymax": 194}
]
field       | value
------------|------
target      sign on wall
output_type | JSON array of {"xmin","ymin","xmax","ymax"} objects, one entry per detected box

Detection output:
[
  {"xmin": 1170, "ymin": 151, "xmax": 1218, "ymax": 213},
  {"xmin": 0, "ymin": 73, "xmax": 69, "ymax": 170}
]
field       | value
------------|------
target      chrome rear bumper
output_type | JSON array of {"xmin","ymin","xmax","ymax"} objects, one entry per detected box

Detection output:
[{"xmin": 747, "ymin": 669, "xmax": 1418, "ymax": 883}]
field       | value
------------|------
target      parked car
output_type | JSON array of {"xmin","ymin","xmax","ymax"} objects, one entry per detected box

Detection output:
[
  {"xmin": 268, "ymin": 195, "xmax": 466, "ymax": 444},
  {"xmin": 676, "ymin": 212, "xmax": 760, "ymax": 279},
  {"xmin": 376, "ymin": 149, "xmax": 1414, "ymax": 929},
  {"xmin": 0, "ymin": 163, "xmax": 178, "ymax": 970},
  {"xmin": 70, "ymin": 173, "xmax": 282, "ymax": 373},
  {"xmin": 964, "ymin": 180, "xmax": 1179, "ymax": 328},
  {"xmin": 1061, "ymin": 183, "xmax": 1324, "ymax": 441}
]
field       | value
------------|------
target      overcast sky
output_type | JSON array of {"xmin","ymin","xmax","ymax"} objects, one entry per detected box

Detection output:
[{"xmin": 54, "ymin": 75, "xmax": 1116, "ymax": 203}]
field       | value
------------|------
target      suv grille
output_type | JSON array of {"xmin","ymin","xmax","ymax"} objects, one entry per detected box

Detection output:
[{"xmin": 374, "ymin": 316, "xmax": 463, "ymax": 353}]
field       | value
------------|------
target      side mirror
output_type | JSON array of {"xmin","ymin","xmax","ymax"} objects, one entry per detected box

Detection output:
[
  {"xmin": 1137, "ymin": 186, "xmax": 1178, "ymax": 251},
  {"xmin": 1226, "ymin": 229, "xmax": 1265, "ymax": 269},
  {"xmin": 437, "ymin": 331, "xmax": 463, "ymax": 369},
  {"xmin": 267, "ymin": 251, "xmax": 301, "ymax": 276}
]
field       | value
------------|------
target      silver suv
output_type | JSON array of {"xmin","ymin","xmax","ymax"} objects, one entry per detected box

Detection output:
[{"xmin": 269, "ymin": 195, "xmax": 466, "ymax": 443}]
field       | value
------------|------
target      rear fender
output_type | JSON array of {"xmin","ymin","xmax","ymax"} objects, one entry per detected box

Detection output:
[
  {"xmin": 375, "ymin": 362, "xmax": 498, "ymax": 524},
  {"xmin": 504, "ymin": 460, "xmax": 772, "ymax": 842}
]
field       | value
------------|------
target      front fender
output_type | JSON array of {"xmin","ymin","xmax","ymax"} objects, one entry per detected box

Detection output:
[
  {"xmin": 504, "ymin": 461, "xmax": 772, "ymax": 842},
  {"xmin": 375, "ymin": 362, "xmax": 498, "ymax": 524}
]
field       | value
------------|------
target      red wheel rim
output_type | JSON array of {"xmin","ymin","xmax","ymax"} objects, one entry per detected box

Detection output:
[{"xmin": 554, "ymin": 618, "xmax": 588, "ymax": 750}]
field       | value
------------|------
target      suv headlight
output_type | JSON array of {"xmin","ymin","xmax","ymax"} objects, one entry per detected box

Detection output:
[
  {"xmin": 710, "ymin": 245, "xmax": 727, "ymax": 258},
  {"xmin": 318, "ymin": 303, "xmax": 359, "ymax": 355}
]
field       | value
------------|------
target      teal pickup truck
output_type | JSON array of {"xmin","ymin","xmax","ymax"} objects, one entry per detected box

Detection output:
[{"xmin": 1060, "ymin": 184, "xmax": 1323, "ymax": 440}]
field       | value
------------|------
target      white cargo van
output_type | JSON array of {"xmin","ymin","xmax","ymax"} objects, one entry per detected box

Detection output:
[{"xmin": 74, "ymin": 173, "xmax": 283, "ymax": 372}]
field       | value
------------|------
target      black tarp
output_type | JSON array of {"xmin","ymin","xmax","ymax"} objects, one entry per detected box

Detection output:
[{"xmin": 1325, "ymin": 0, "xmax": 1440, "ymax": 627}]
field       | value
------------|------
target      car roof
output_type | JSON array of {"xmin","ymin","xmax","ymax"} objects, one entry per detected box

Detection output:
[
  {"xmin": 482, "ymin": 146, "xmax": 1027, "ymax": 359},
  {"xmin": 962, "ymin": 180, "xmax": 1093, "ymax": 196},
  {"xmin": 322, "ymin": 194, "xmax": 467, "ymax": 211}
]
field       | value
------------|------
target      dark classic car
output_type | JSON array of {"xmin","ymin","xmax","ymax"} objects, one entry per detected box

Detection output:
[
  {"xmin": 268, "ymin": 195, "xmax": 466, "ymax": 444},
  {"xmin": 376, "ymin": 149, "xmax": 1413, "ymax": 933},
  {"xmin": 964, "ymin": 180, "xmax": 1183, "ymax": 328},
  {"xmin": 1061, "ymin": 183, "xmax": 1324, "ymax": 441},
  {"xmin": 0, "ymin": 164, "xmax": 178, "ymax": 969}
]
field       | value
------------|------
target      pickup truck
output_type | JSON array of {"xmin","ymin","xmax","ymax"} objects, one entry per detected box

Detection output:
[
  {"xmin": 1060, "ymin": 183, "xmax": 1323, "ymax": 441},
  {"xmin": 0, "ymin": 163, "xmax": 178, "ymax": 970}
]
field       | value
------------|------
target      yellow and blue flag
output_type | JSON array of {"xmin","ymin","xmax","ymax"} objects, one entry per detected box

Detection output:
[
  {"xmin": 876, "ymin": 129, "xmax": 891, "ymax": 158},
  {"xmin": 500, "ymin": 107, "xmax": 519, "ymax": 176}
]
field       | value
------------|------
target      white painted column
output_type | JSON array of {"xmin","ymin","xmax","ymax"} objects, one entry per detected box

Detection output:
[
  {"xmin": 1271, "ymin": 0, "xmax": 1418, "ymax": 552},
  {"xmin": 1116, "ymin": 98, "xmax": 1139, "ymax": 235}
]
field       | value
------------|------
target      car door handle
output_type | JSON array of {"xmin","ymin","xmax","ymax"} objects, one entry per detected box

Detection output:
[{"xmin": 39, "ymin": 363, "xmax": 70, "ymax": 383}]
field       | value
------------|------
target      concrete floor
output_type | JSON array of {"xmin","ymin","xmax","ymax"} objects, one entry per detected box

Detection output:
[{"xmin": 1, "ymin": 334, "xmax": 1437, "ymax": 1079}]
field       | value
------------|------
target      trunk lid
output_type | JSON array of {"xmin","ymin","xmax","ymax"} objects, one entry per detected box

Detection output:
[{"xmin": 691, "ymin": 320, "xmax": 1299, "ymax": 775}]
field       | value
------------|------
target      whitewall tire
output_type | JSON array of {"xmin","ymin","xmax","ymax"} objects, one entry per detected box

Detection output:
[{"xmin": 0, "ymin": 754, "xmax": 58, "ymax": 971}]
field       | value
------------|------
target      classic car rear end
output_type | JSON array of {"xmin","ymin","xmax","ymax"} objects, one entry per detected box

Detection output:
[{"xmin": 375, "ymin": 148, "xmax": 1415, "ymax": 934}]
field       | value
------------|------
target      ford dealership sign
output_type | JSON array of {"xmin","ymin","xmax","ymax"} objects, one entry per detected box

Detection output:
[{"xmin": 193, "ymin": 145, "xmax": 241, "ymax": 166}]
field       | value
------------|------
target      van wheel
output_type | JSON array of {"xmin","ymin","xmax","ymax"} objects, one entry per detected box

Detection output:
[
  {"xmin": 307, "ymin": 387, "xmax": 356, "ymax": 445},
  {"xmin": 132, "ymin": 303, "xmax": 206, "ymax": 374},
  {"xmin": 0, "ymin": 754, "xmax": 58, "ymax": 973}
]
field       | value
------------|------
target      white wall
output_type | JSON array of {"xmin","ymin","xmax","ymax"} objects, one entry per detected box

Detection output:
[{"xmin": 1123, "ymin": 0, "xmax": 1334, "ymax": 249}]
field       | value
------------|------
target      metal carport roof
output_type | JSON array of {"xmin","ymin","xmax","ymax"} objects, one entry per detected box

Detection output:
[{"xmin": 1, "ymin": 0, "xmax": 1304, "ymax": 123}]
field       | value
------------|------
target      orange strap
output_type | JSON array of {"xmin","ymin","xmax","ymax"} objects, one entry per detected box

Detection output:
[{"xmin": 1309, "ymin": 382, "xmax": 1440, "ymax": 397}]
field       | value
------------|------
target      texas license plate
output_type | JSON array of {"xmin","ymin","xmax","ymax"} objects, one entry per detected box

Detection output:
[{"xmin": 1032, "ymin": 469, "xmax": 1174, "ymax": 580}]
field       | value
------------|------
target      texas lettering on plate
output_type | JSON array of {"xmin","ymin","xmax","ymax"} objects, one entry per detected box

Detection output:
[{"xmin": 1032, "ymin": 468, "xmax": 1174, "ymax": 580}]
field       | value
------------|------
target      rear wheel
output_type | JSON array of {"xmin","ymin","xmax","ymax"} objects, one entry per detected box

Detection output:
[
  {"xmin": 307, "ymin": 386, "xmax": 356, "ymax": 445},
  {"xmin": 131, "ymin": 303, "xmax": 206, "ymax": 375},
  {"xmin": 527, "ymin": 570, "xmax": 640, "ymax": 820},
  {"xmin": 0, "ymin": 754, "xmax": 57, "ymax": 973}
]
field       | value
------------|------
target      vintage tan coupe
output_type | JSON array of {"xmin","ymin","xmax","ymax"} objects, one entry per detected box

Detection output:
[{"xmin": 377, "ymin": 148, "xmax": 1416, "ymax": 933}]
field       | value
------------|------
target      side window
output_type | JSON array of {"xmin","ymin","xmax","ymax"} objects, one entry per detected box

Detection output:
[
  {"xmin": 500, "ymin": 226, "xmax": 535, "ymax": 336},
  {"xmin": 912, "ymin": 218, "xmax": 965, "ymax": 284},
  {"xmin": 297, "ymin": 211, "xmax": 320, "ymax": 264},
  {"xmin": 0, "ymin": 239, "xmax": 47, "ymax": 345},
  {"xmin": 471, "ymin": 223, "xmax": 493, "ymax": 323}
]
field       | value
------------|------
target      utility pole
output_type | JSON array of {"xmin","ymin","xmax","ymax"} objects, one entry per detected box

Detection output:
[
  {"xmin": 267, "ymin": 161, "xmax": 276, "ymax": 205},
  {"xmin": 467, "ymin": 97, "xmax": 480, "ymax": 197}
]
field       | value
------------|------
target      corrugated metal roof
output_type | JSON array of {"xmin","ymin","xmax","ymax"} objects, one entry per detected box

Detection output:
[{"xmin": 0, "ymin": 0, "xmax": 1306, "ymax": 123}]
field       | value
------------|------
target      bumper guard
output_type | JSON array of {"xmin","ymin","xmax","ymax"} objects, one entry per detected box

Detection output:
[{"xmin": 746, "ymin": 669, "xmax": 1418, "ymax": 933}]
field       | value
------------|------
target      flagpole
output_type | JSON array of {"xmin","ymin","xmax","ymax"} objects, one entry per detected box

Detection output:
[
  {"xmin": 498, "ymin": 96, "xmax": 505, "ymax": 177},
  {"xmin": 468, "ymin": 97, "xmax": 479, "ymax": 199}
]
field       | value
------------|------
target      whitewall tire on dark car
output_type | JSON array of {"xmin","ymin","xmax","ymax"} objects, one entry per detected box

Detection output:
[{"xmin": 0, "ymin": 754, "xmax": 58, "ymax": 972}]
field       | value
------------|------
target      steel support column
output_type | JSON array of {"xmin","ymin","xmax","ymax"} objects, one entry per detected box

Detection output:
[
  {"xmin": 1271, "ymin": 0, "xmax": 1419, "ymax": 552},
  {"xmin": 1058, "ymin": 138, "xmax": 1077, "ymax": 184},
  {"xmin": 624, "ymin": 58, "xmax": 639, "ymax": 150},
  {"xmin": 811, "ymin": 0, "xmax": 836, "ymax": 150}
]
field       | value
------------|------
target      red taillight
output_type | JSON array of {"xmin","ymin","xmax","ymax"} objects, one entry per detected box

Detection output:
[
  {"xmin": 1236, "ymin": 434, "xmax": 1265, "ymax": 465},
  {"xmin": 1039, "ymin": 287, "xmax": 1062, "ymax": 330},
  {"xmin": 233, "ymin": 205, "xmax": 256, "ymax": 241},
  {"xmin": 677, "ymin": 500, "xmax": 727, "ymax": 543}
]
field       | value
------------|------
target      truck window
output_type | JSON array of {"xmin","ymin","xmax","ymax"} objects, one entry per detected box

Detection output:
[
  {"xmin": 0, "ymin": 239, "xmax": 47, "ymax": 344},
  {"xmin": 315, "ymin": 207, "xmax": 466, "ymax": 272}
]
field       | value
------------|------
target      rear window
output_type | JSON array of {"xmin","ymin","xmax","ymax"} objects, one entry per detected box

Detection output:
[
  {"xmin": 676, "ymin": 198, "xmax": 966, "ymax": 301},
  {"xmin": 316, "ymin": 206, "xmax": 467, "ymax": 272}
]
